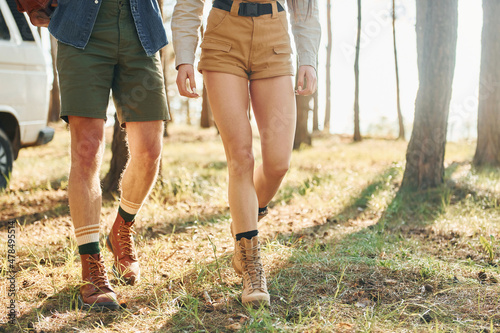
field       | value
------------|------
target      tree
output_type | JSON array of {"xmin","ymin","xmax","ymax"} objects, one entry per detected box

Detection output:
[
  {"xmin": 199, "ymin": 24, "xmax": 213, "ymax": 128},
  {"xmin": 324, "ymin": 0, "xmax": 332, "ymax": 132},
  {"xmin": 294, "ymin": 62, "xmax": 312, "ymax": 150},
  {"xmin": 353, "ymin": 0, "xmax": 362, "ymax": 142},
  {"xmin": 392, "ymin": 0, "xmax": 404, "ymax": 140},
  {"xmin": 102, "ymin": 113, "xmax": 128, "ymax": 194},
  {"xmin": 201, "ymin": 85, "xmax": 214, "ymax": 128},
  {"xmin": 48, "ymin": 35, "xmax": 60, "ymax": 123},
  {"xmin": 401, "ymin": 0, "xmax": 458, "ymax": 190},
  {"xmin": 312, "ymin": 89, "xmax": 319, "ymax": 132},
  {"xmin": 473, "ymin": 0, "xmax": 500, "ymax": 167}
]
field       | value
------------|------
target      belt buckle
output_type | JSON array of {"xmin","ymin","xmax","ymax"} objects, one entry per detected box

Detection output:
[{"xmin": 242, "ymin": 2, "xmax": 259, "ymax": 17}]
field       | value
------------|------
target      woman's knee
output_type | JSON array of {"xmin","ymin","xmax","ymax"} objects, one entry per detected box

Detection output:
[
  {"xmin": 263, "ymin": 160, "xmax": 290, "ymax": 179},
  {"xmin": 227, "ymin": 148, "xmax": 255, "ymax": 176}
]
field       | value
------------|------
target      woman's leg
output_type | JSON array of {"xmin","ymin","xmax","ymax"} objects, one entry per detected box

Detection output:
[
  {"xmin": 250, "ymin": 76, "xmax": 296, "ymax": 209},
  {"xmin": 203, "ymin": 71, "xmax": 258, "ymax": 235}
]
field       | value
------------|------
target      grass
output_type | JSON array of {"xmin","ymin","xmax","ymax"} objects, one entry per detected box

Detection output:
[{"xmin": 1, "ymin": 123, "xmax": 500, "ymax": 332}]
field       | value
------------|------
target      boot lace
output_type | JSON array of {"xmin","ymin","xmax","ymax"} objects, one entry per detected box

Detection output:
[
  {"xmin": 241, "ymin": 243, "xmax": 266, "ymax": 292},
  {"xmin": 118, "ymin": 222, "xmax": 137, "ymax": 260},
  {"xmin": 87, "ymin": 255, "xmax": 109, "ymax": 291}
]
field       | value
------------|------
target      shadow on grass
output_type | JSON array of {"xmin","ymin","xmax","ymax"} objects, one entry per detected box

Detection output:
[
  {"xmin": 6, "ymin": 162, "xmax": 500, "ymax": 332},
  {"xmin": 1, "ymin": 284, "xmax": 126, "ymax": 333},
  {"xmin": 0, "ymin": 200, "xmax": 69, "ymax": 227}
]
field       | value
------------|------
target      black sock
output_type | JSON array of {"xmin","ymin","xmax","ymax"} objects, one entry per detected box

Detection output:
[
  {"xmin": 258, "ymin": 206, "xmax": 268, "ymax": 214},
  {"xmin": 119, "ymin": 206, "xmax": 136, "ymax": 223},
  {"xmin": 236, "ymin": 230, "xmax": 258, "ymax": 241},
  {"xmin": 78, "ymin": 242, "xmax": 100, "ymax": 255}
]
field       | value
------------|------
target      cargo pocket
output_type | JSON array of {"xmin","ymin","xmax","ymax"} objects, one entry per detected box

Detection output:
[
  {"xmin": 273, "ymin": 43, "xmax": 293, "ymax": 55},
  {"xmin": 200, "ymin": 38, "xmax": 232, "ymax": 53}
]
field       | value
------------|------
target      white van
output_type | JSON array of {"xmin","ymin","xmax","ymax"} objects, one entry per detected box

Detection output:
[{"xmin": 0, "ymin": 0, "xmax": 53, "ymax": 189}]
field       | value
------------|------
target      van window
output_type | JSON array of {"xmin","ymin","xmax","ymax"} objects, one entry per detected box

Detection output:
[
  {"xmin": 0, "ymin": 9, "xmax": 10, "ymax": 40},
  {"xmin": 6, "ymin": 0, "xmax": 34, "ymax": 41}
]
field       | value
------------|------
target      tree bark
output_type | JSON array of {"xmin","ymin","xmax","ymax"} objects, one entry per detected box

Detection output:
[
  {"xmin": 393, "ymin": 0, "xmax": 405, "ymax": 140},
  {"xmin": 102, "ymin": 113, "xmax": 129, "ymax": 194},
  {"xmin": 401, "ymin": 0, "xmax": 458, "ymax": 190},
  {"xmin": 294, "ymin": 63, "xmax": 312, "ymax": 150},
  {"xmin": 473, "ymin": 0, "xmax": 500, "ymax": 167},
  {"xmin": 324, "ymin": 0, "xmax": 332, "ymax": 132},
  {"xmin": 312, "ymin": 89, "xmax": 319, "ymax": 132},
  {"xmin": 353, "ymin": 0, "xmax": 362, "ymax": 142},
  {"xmin": 48, "ymin": 35, "xmax": 60, "ymax": 123},
  {"xmin": 201, "ymin": 85, "xmax": 214, "ymax": 128},
  {"xmin": 293, "ymin": 94, "xmax": 311, "ymax": 150}
]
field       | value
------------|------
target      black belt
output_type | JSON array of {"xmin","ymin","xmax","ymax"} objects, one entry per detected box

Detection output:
[{"xmin": 213, "ymin": 0, "xmax": 285, "ymax": 17}]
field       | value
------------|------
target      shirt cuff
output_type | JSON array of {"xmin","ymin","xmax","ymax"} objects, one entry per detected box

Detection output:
[
  {"xmin": 298, "ymin": 52, "xmax": 318, "ymax": 71},
  {"xmin": 174, "ymin": 50, "xmax": 196, "ymax": 70}
]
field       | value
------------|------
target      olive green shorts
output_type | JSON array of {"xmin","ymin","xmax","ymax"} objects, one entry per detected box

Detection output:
[{"xmin": 57, "ymin": 0, "xmax": 169, "ymax": 126}]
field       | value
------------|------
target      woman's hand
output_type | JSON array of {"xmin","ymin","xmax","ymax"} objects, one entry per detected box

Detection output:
[
  {"xmin": 295, "ymin": 65, "xmax": 317, "ymax": 96},
  {"xmin": 176, "ymin": 64, "xmax": 199, "ymax": 98}
]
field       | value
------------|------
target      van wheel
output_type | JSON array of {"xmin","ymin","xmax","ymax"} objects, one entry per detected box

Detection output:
[{"xmin": 0, "ymin": 128, "xmax": 13, "ymax": 190}]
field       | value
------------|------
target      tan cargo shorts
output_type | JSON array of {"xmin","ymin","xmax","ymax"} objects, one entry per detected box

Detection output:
[{"xmin": 198, "ymin": 0, "xmax": 294, "ymax": 80}]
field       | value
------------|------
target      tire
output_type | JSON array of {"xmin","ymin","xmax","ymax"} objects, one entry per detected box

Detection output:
[{"xmin": 0, "ymin": 128, "xmax": 13, "ymax": 190}]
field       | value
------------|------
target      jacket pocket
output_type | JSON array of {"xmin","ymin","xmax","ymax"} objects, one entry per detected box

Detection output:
[
  {"xmin": 200, "ymin": 38, "xmax": 232, "ymax": 52},
  {"xmin": 273, "ymin": 43, "xmax": 293, "ymax": 54}
]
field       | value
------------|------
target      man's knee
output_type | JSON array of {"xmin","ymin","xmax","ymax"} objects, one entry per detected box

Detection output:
[
  {"xmin": 130, "ymin": 141, "xmax": 162, "ymax": 166},
  {"xmin": 71, "ymin": 136, "xmax": 104, "ymax": 171}
]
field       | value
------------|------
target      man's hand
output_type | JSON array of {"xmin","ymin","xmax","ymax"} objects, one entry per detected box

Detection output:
[
  {"xmin": 295, "ymin": 65, "xmax": 317, "ymax": 96},
  {"xmin": 176, "ymin": 64, "xmax": 199, "ymax": 98}
]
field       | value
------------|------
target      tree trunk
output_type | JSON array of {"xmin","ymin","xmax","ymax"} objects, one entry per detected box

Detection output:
[
  {"xmin": 353, "ymin": 0, "xmax": 362, "ymax": 142},
  {"xmin": 48, "ymin": 35, "xmax": 60, "ymax": 123},
  {"xmin": 294, "ymin": 63, "xmax": 311, "ymax": 150},
  {"xmin": 393, "ymin": 0, "xmax": 405, "ymax": 140},
  {"xmin": 312, "ymin": 89, "xmax": 319, "ymax": 132},
  {"xmin": 401, "ymin": 0, "xmax": 458, "ymax": 190},
  {"xmin": 294, "ymin": 95, "xmax": 311, "ymax": 150},
  {"xmin": 102, "ymin": 113, "xmax": 129, "ymax": 194},
  {"xmin": 324, "ymin": 0, "xmax": 332, "ymax": 132},
  {"xmin": 201, "ymin": 85, "xmax": 213, "ymax": 128},
  {"xmin": 473, "ymin": 0, "xmax": 500, "ymax": 167}
]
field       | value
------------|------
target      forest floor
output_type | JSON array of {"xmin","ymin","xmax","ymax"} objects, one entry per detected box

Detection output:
[{"xmin": 1, "ymin": 123, "xmax": 500, "ymax": 332}]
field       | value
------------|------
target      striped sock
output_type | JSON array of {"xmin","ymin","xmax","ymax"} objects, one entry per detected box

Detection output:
[
  {"xmin": 74, "ymin": 224, "xmax": 100, "ymax": 255},
  {"xmin": 119, "ymin": 197, "xmax": 143, "ymax": 222}
]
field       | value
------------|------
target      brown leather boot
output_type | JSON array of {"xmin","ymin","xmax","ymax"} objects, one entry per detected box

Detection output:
[
  {"xmin": 106, "ymin": 214, "xmax": 140, "ymax": 285},
  {"xmin": 237, "ymin": 235, "xmax": 270, "ymax": 307},
  {"xmin": 79, "ymin": 253, "xmax": 119, "ymax": 311}
]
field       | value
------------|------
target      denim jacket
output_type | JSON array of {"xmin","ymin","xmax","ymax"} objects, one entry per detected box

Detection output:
[{"xmin": 48, "ymin": 0, "xmax": 168, "ymax": 56}]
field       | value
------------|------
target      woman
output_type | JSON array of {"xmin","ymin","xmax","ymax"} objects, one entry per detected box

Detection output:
[{"xmin": 172, "ymin": 0, "xmax": 320, "ymax": 307}]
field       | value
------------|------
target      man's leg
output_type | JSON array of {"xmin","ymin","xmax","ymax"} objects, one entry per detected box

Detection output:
[
  {"xmin": 68, "ymin": 116, "xmax": 105, "ymax": 250},
  {"xmin": 106, "ymin": 120, "xmax": 164, "ymax": 285},
  {"xmin": 68, "ymin": 116, "xmax": 119, "ymax": 310}
]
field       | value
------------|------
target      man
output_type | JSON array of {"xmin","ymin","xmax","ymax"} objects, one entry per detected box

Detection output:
[{"xmin": 48, "ymin": 0, "xmax": 169, "ymax": 310}]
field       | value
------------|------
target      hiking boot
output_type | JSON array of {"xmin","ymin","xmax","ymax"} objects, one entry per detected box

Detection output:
[
  {"xmin": 106, "ymin": 213, "xmax": 140, "ymax": 285},
  {"xmin": 79, "ymin": 253, "xmax": 119, "ymax": 311},
  {"xmin": 237, "ymin": 235, "xmax": 270, "ymax": 307},
  {"xmin": 230, "ymin": 222, "xmax": 243, "ymax": 275},
  {"xmin": 231, "ymin": 208, "xmax": 268, "ymax": 275}
]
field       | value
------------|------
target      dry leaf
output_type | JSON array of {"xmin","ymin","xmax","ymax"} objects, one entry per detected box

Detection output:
[{"xmin": 225, "ymin": 323, "xmax": 242, "ymax": 330}]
